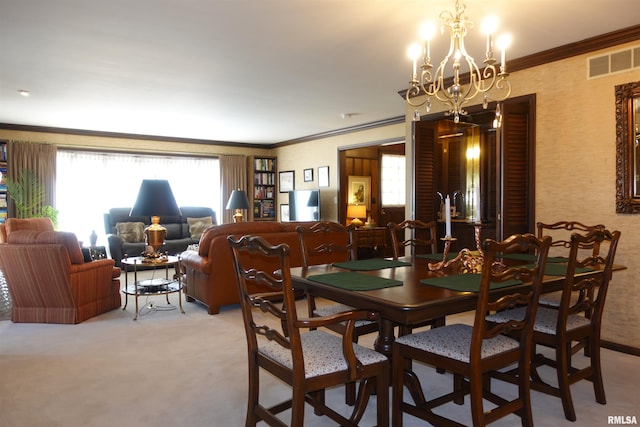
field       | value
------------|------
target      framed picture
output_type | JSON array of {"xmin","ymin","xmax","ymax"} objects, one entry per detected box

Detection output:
[
  {"xmin": 280, "ymin": 204, "xmax": 290, "ymax": 222},
  {"xmin": 303, "ymin": 168, "xmax": 313, "ymax": 182},
  {"xmin": 347, "ymin": 175, "xmax": 371, "ymax": 210},
  {"xmin": 318, "ymin": 166, "xmax": 329, "ymax": 187},
  {"xmin": 279, "ymin": 170, "xmax": 295, "ymax": 193}
]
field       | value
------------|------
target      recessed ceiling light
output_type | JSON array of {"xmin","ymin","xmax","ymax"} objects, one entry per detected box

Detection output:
[
  {"xmin": 18, "ymin": 89, "xmax": 30, "ymax": 97},
  {"xmin": 340, "ymin": 113, "xmax": 359, "ymax": 119}
]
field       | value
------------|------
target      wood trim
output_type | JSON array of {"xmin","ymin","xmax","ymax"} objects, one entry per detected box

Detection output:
[
  {"xmin": 0, "ymin": 122, "xmax": 267, "ymax": 149},
  {"xmin": 601, "ymin": 340, "xmax": 640, "ymax": 357}
]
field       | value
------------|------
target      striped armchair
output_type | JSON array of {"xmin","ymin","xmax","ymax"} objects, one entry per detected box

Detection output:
[{"xmin": 0, "ymin": 229, "xmax": 121, "ymax": 323}]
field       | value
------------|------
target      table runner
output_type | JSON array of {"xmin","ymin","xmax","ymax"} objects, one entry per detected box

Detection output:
[
  {"xmin": 332, "ymin": 258, "xmax": 411, "ymax": 271},
  {"xmin": 420, "ymin": 274, "xmax": 522, "ymax": 292},
  {"xmin": 308, "ymin": 272, "xmax": 403, "ymax": 291}
]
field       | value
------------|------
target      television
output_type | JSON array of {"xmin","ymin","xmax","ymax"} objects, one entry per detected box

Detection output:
[{"xmin": 288, "ymin": 190, "xmax": 320, "ymax": 221}]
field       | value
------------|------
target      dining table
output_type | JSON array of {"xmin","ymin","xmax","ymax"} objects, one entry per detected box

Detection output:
[{"xmin": 289, "ymin": 254, "xmax": 624, "ymax": 359}]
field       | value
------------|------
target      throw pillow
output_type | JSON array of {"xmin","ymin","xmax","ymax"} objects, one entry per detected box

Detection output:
[
  {"xmin": 116, "ymin": 222, "xmax": 145, "ymax": 243},
  {"xmin": 187, "ymin": 216, "xmax": 213, "ymax": 239}
]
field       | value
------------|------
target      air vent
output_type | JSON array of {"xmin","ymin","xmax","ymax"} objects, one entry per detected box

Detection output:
[{"xmin": 588, "ymin": 45, "xmax": 640, "ymax": 78}]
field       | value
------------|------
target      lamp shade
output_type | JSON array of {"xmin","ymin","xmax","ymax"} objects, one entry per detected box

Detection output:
[
  {"xmin": 346, "ymin": 204, "xmax": 366, "ymax": 220},
  {"xmin": 130, "ymin": 179, "xmax": 181, "ymax": 217},
  {"xmin": 225, "ymin": 190, "xmax": 250, "ymax": 210}
]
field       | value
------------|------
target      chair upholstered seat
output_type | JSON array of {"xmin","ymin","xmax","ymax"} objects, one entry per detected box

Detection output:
[
  {"xmin": 395, "ymin": 323, "xmax": 520, "ymax": 363},
  {"xmin": 313, "ymin": 303, "xmax": 375, "ymax": 328},
  {"xmin": 260, "ymin": 329, "xmax": 387, "ymax": 378},
  {"xmin": 487, "ymin": 306, "xmax": 592, "ymax": 335}
]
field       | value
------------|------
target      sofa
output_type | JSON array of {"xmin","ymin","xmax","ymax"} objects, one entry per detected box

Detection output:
[
  {"xmin": 104, "ymin": 206, "xmax": 216, "ymax": 268},
  {"xmin": 181, "ymin": 221, "xmax": 324, "ymax": 315},
  {"xmin": 0, "ymin": 228, "xmax": 121, "ymax": 323}
]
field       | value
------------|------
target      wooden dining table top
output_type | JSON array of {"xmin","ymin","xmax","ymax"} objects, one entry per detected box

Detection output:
[{"xmin": 289, "ymin": 256, "xmax": 623, "ymax": 328}]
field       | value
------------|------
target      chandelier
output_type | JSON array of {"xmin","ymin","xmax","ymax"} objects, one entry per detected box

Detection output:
[{"xmin": 406, "ymin": 0, "xmax": 512, "ymax": 123}]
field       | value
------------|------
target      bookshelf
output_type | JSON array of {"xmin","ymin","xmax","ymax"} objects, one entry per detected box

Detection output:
[
  {"xmin": 0, "ymin": 141, "xmax": 7, "ymax": 224},
  {"xmin": 248, "ymin": 156, "xmax": 276, "ymax": 221}
]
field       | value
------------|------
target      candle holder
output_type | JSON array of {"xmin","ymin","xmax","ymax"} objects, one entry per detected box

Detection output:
[{"xmin": 428, "ymin": 237, "xmax": 463, "ymax": 271}]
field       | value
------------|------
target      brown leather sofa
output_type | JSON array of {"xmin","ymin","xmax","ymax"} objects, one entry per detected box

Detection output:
[{"xmin": 181, "ymin": 221, "xmax": 319, "ymax": 315}]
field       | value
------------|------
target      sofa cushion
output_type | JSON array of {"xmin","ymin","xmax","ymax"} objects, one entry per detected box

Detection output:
[
  {"xmin": 164, "ymin": 223, "xmax": 183, "ymax": 240},
  {"xmin": 187, "ymin": 216, "xmax": 214, "ymax": 239},
  {"xmin": 116, "ymin": 222, "xmax": 145, "ymax": 243}
]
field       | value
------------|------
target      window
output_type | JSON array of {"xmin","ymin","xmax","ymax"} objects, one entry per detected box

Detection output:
[
  {"xmin": 380, "ymin": 154, "xmax": 406, "ymax": 206},
  {"xmin": 56, "ymin": 150, "xmax": 220, "ymax": 245}
]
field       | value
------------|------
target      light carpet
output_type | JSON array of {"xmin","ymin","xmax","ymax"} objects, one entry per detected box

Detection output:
[{"xmin": 1, "ymin": 272, "xmax": 639, "ymax": 426}]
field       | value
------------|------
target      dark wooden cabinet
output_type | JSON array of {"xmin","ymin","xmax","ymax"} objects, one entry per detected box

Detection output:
[{"xmin": 413, "ymin": 95, "xmax": 535, "ymax": 248}]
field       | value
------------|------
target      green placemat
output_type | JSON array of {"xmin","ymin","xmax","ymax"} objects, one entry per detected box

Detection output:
[
  {"xmin": 523, "ymin": 263, "xmax": 594, "ymax": 276},
  {"xmin": 333, "ymin": 258, "xmax": 411, "ymax": 271},
  {"xmin": 500, "ymin": 253, "xmax": 568, "ymax": 263},
  {"xmin": 416, "ymin": 253, "xmax": 456, "ymax": 261},
  {"xmin": 308, "ymin": 272, "xmax": 403, "ymax": 291},
  {"xmin": 420, "ymin": 274, "xmax": 521, "ymax": 292}
]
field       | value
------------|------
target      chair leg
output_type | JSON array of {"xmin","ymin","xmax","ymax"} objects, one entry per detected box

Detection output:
[
  {"xmin": 591, "ymin": 335, "xmax": 607, "ymax": 405},
  {"xmin": 557, "ymin": 341, "xmax": 577, "ymax": 422},
  {"xmin": 246, "ymin": 362, "xmax": 260, "ymax": 426},
  {"xmin": 290, "ymin": 383, "xmax": 306, "ymax": 426},
  {"xmin": 345, "ymin": 381, "xmax": 356, "ymax": 405}
]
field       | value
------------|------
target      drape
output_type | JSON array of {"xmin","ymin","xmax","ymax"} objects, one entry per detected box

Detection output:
[
  {"xmin": 7, "ymin": 141, "xmax": 57, "ymax": 218},
  {"xmin": 219, "ymin": 155, "xmax": 247, "ymax": 224}
]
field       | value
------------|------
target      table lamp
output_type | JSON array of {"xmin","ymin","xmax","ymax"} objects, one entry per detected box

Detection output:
[
  {"xmin": 130, "ymin": 179, "xmax": 181, "ymax": 258},
  {"xmin": 226, "ymin": 189, "xmax": 250, "ymax": 222},
  {"xmin": 347, "ymin": 204, "xmax": 366, "ymax": 228}
]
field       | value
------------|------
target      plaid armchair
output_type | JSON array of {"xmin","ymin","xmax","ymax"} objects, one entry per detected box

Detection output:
[{"xmin": 0, "ymin": 229, "xmax": 121, "ymax": 323}]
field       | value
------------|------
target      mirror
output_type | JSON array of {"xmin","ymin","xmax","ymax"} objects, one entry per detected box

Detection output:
[{"xmin": 615, "ymin": 81, "xmax": 640, "ymax": 213}]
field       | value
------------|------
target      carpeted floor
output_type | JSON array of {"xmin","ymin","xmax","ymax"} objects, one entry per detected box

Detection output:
[{"xmin": 1, "ymin": 270, "xmax": 639, "ymax": 426}]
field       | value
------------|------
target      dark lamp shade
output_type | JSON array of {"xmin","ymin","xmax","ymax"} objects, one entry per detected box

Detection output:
[
  {"xmin": 225, "ymin": 190, "xmax": 250, "ymax": 210},
  {"xmin": 130, "ymin": 179, "xmax": 181, "ymax": 217}
]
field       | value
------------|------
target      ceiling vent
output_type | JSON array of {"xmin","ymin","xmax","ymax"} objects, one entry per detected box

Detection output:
[{"xmin": 588, "ymin": 45, "xmax": 640, "ymax": 78}]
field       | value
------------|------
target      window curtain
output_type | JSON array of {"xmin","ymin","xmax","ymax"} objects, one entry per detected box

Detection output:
[
  {"xmin": 7, "ymin": 141, "xmax": 57, "ymax": 218},
  {"xmin": 219, "ymin": 155, "xmax": 247, "ymax": 224}
]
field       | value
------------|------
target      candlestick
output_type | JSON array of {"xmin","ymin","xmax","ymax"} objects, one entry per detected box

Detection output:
[{"xmin": 445, "ymin": 195, "xmax": 452, "ymax": 237}]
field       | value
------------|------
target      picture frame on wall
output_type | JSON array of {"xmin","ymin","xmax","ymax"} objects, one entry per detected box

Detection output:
[
  {"xmin": 303, "ymin": 168, "xmax": 313, "ymax": 182},
  {"xmin": 280, "ymin": 204, "xmax": 290, "ymax": 222},
  {"xmin": 279, "ymin": 170, "xmax": 295, "ymax": 193},
  {"xmin": 318, "ymin": 166, "xmax": 329, "ymax": 187},
  {"xmin": 347, "ymin": 175, "xmax": 371, "ymax": 210}
]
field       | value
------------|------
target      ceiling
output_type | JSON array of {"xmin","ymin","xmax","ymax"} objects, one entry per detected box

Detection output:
[{"xmin": 0, "ymin": 0, "xmax": 638, "ymax": 145}]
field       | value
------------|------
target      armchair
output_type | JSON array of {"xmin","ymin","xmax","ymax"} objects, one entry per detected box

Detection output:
[{"xmin": 0, "ymin": 229, "xmax": 121, "ymax": 323}]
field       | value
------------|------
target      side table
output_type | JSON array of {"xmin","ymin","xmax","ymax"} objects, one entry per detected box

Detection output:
[{"xmin": 121, "ymin": 255, "xmax": 185, "ymax": 320}]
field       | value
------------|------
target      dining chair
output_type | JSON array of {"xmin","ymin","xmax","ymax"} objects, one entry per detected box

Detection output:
[
  {"xmin": 227, "ymin": 234, "xmax": 389, "ymax": 427},
  {"xmin": 387, "ymin": 219, "xmax": 444, "ymax": 336},
  {"xmin": 535, "ymin": 221, "xmax": 605, "ymax": 308},
  {"xmin": 296, "ymin": 221, "xmax": 379, "ymax": 405},
  {"xmin": 392, "ymin": 233, "xmax": 552, "ymax": 427},
  {"xmin": 487, "ymin": 228, "xmax": 621, "ymax": 422},
  {"xmin": 387, "ymin": 219, "xmax": 438, "ymax": 260}
]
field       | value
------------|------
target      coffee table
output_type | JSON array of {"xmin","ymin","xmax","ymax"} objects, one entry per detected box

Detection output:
[{"xmin": 121, "ymin": 255, "xmax": 184, "ymax": 320}]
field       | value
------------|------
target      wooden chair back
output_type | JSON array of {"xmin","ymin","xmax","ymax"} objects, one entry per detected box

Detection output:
[
  {"xmin": 537, "ymin": 220, "xmax": 605, "ymax": 258},
  {"xmin": 474, "ymin": 233, "xmax": 552, "ymax": 361},
  {"xmin": 296, "ymin": 221, "xmax": 357, "ymax": 267},
  {"xmin": 387, "ymin": 219, "xmax": 437, "ymax": 259}
]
